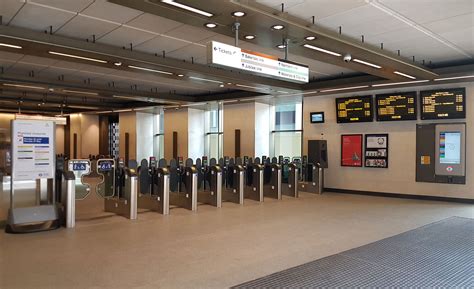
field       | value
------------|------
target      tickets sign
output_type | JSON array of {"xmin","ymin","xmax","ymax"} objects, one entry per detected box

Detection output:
[{"xmin": 207, "ymin": 41, "xmax": 309, "ymax": 83}]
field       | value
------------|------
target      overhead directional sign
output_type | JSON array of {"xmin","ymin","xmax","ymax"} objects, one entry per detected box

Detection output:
[{"xmin": 207, "ymin": 41, "xmax": 309, "ymax": 84}]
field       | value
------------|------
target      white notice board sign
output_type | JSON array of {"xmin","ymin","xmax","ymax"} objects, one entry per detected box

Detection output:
[{"xmin": 12, "ymin": 119, "xmax": 55, "ymax": 181}]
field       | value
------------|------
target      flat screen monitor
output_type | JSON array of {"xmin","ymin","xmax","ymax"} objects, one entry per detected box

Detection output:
[
  {"xmin": 310, "ymin": 112, "xmax": 325, "ymax": 123},
  {"xmin": 420, "ymin": 88, "xmax": 466, "ymax": 120},
  {"xmin": 376, "ymin": 92, "xmax": 417, "ymax": 121},
  {"xmin": 439, "ymin": 131, "xmax": 461, "ymax": 165},
  {"xmin": 336, "ymin": 95, "xmax": 373, "ymax": 123}
]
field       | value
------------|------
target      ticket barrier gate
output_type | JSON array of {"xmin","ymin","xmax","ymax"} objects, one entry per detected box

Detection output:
[
  {"xmin": 281, "ymin": 161, "xmax": 299, "ymax": 198},
  {"xmin": 99, "ymin": 158, "xmax": 138, "ymax": 219},
  {"xmin": 168, "ymin": 158, "xmax": 198, "ymax": 211},
  {"xmin": 298, "ymin": 160, "xmax": 323, "ymax": 194},
  {"xmin": 196, "ymin": 158, "xmax": 222, "ymax": 208},
  {"xmin": 137, "ymin": 158, "xmax": 169, "ymax": 215},
  {"xmin": 262, "ymin": 158, "xmax": 282, "ymax": 200},
  {"xmin": 243, "ymin": 158, "xmax": 264, "ymax": 202},
  {"xmin": 221, "ymin": 158, "xmax": 244, "ymax": 204}
]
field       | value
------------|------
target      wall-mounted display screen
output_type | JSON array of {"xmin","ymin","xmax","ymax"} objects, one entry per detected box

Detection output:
[
  {"xmin": 439, "ymin": 132, "xmax": 461, "ymax": 165},
  {"xmin": 420, "ymin": 88, "xmax": 466, "ymax": 120},
  {"xmin": 336, "ymin": 96, "xmax": 373, "ymax": 123},
  {"xmin": 376, "ymin": 92, "xmax": 417, "ymax": 121},
  {"xmin": 310, "ymin": 112, "xmax": 325, "ymax": 123}
]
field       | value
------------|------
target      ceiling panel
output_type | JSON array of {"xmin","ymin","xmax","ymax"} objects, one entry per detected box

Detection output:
[
  {"xmin": 17, "ymin": 55, "xmax": 59, "ymax": 66},
  {"xmin": 80, "ymin": 0, "xmax": 143, "ymax": 24},
  {"xmin": 0, "ymin": 51, "xmax": 24, "ymax": 62},
  {"xmin": 9, "ymin": 3, "xmax": 74, "ymax": 31},
  {"xmin": 134, "ymin": 36, "xmax": 189, "ymax": 54},
  {"xmin": 0, "ymin": 0, "xmax": 25, "ymax": 24},
  {"xmin": 380, "ymin": 0, "xmax": 474, "ymax": 24},
  {"xmin": 27, "ymin": 0, "xmax": 94, "ymax": 12},
  {"xmin": 439, "ymin": 27, "xmax": 474, "ymax": 56},
  {"xmin": 56, "ymin": 14, "xmax": 119, "ymax": 39},
  {"xmin": 164, "ymin": 24, "xmax": 216, "ymax": 43},
  {"xmin": 97, "ymin": 26, "xmax": 156, "ymax": 47},
  {"xmin": 6, "ymin": 62, "xmax": 49, "ymax": 75},
  {"xmin": 126, "ymin": 13, "xmax": 183, "ymax": 35},
  {"xmin": 165, "ymin": 44, "xmax": 207, "ymax": 62}
]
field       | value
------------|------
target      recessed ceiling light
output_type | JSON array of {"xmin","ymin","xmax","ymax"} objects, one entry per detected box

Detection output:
[
  {"xmin": 114, "ymin": 62, "xmax": 122, "ymax": 66},
  {"xmin": 3, "ymin": 83, "xmax": 45, "ymax": 90},
  {"xmin": 320, "ymin": 85, "xmax": 369, "ymax": 93},
  {"xmin": 303, "ymin": 44, "xmax": 341, "ymax": 56},
  {"xmin": 219, "ymin": 84, "xmax": 225, "ymax": 87},
  {"xmin": 205, "ymin": 23, "xmax": 217, "ymax": 28},
  {"xmin": 48, "ymin": 51, "xmax": 107, "ymax": 63},
  {"xmin": 271, "ymin": 24, "xmax": 285, "ymax": 30},
  {"xmin": 63, "ymin": 90, "xmax": 98, "ymax": 96},
  {"xmin": 276, "ymin": 44, "xmax": 286, "ymax": 49},
  {"xmin": 189, "ymin": 76, "xmax": 223, "ymax": 84},
  {"xmin": 372, "ymin": 80, "xmax": 429, "ymax": 87},
  {"xmin": 304, "ymin": 36, "xmax": 316, "ymax": 41},
  {"xmin": 394, "ymin": 71, "xmax": 416, "ymax": 79},
  {"xmin": 434, "ymin": 75, "xmax": 474, "ymax": 81},
  {"xmin": 0, "ymin": 43, "xmax": 22, "ymax": 49},
  {"xmin": 353, "ymin": 58, "xmax": 382, "ymax": 69},
  {"xmin": 161, "ymin": 0, "xmax": 213, "ymax": 17},
  {"xmin": 177, "ymin": 74, "xmax": 184, "ymax": 77},
  {"xmin": 232, "ymin": 11, "xmax": 246, "ymax": 17},
  {"xmin": 128, "ymin": 65, "xmax": 173, "ymax": 75},
  {"xmin": 244, "ymin": 35, "xmax": 256, "ymax": 40}
]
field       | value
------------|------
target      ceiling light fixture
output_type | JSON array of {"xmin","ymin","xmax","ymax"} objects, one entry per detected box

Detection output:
[
  {"xmin": 177, "ymin": 74, "xmax": 185, "ymax": 77},
  {"xmin": 353, "ymin": 59, "xmax": 382, "ymax": 69},
  {"xmin": 244, "ymin": 35, "xmax": 256, "ymax": 40},
  {"xmin": 48, "ymin": 51, "xmax": 107, "ymax": 63},
  {"xmin": 276, "ymin": 44, "xmax": 286, "ymax": 49},
  {"xmin": 0, "ymin": 43, "xmax": 22, "ymax": 49},
  {"xmin": 204, "ymin": 23, "xmax": 217, "ymax": 28},
  {"xmin": 128, "ymin": 65, "xmax": 173, "ymax": 75},
  {"xmin": 189, "ymin": 76, "xmax": 223, "ymax": 84},
  {"xmin": 320, "ymin": 85, "xmax": 369, "ymax": 93},
  {"xmin": 434, "ymin": 75, "xmax": 474, "ymax": 81},
  {"xmin": 114, "ymin": 62, "xmax": 122, "ymax": 66},
  {"xmin": 304, "ymin": 36, "xmax": 316, "ymax": 41},
  {"xmin": 271, "ymin": 24, "xmax": 285, "ymax": 30},
  {"xmin": 303, "ymin": 44, "xmax": 341, "ymax": 56},
  {"xmin": 372, "ymin": 80, "xmax": 430, "ymax": 87},
  {"xmin": 236, "ymin": 84, "xmax": 266, "ymax": 90},
  {"xmin": 160, "ymin": 0, "xmax": 213, "ymax": 17},
  {"xmin": 3, "ymin": 83, "xmax": 45, "ymax": 90},
  {"xmin": 63, "ymin": 90, "xmax": 98, "ymax": 96},
  {"xmin": 394, "ymin": 71, "xmax": 416, "ymax": 79},
  {"xmin": 232, "ymin": 11, "xmax": 246, "ymax": 17}
]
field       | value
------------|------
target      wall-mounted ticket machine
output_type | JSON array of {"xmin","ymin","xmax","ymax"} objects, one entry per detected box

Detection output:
[
  {"xmin": 99, "ymin": 158, "xmax": 138, "ymax": 219},
  {"xmin": 416, "ymin": 123, "xmax": 466, "ymax": 184}
]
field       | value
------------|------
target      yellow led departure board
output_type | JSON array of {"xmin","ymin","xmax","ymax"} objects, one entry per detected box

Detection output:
[
  {"xmin": 420, "ymin": 88, "xmax": 466, "ymax": 120},
  {"xmin": 376, "ymin": 92, "xmax": 417, "ymax": 121},
  {"xmin": 336, "ymin": 96, "xmax": 373, "ymax": 123}
]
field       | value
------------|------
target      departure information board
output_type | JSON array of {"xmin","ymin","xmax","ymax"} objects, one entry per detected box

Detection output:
[
  {"xmin": 376, "ymin": 92, "xmax": 417, "ymax": 121},
  {"xmin": 336, "ymin": 96, "xmax": 373, "ymax": 123},
  {"xmin": 420, "ymin": 88, "xmax": 466, "ymax": 120}
]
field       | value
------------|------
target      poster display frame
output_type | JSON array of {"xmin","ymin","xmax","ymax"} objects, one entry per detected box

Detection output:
[
  {"xmin": 364, "ymin": 134, "xmax": 389, "ymax": 168},
  {"xmin": 341, "ymin": 134, "xmax": 363, "ymax": 167}
]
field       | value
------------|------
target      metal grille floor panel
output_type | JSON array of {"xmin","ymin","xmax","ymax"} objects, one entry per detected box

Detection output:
[{"xmin": 233, "ymin": 217, "xmax": 474, "ymax": 288}]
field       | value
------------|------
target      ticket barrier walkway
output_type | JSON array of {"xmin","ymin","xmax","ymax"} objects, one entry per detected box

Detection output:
[
  {"xmin": 61, "ymin": 158, "xmax": 138, "ymax": 228},
  {"xmin": 243, "ymin": 157, "xmax": 264, "ymax": 202},
  {"xmin": 167, "ymin": 158, "xmax": 197, "ymax": 211},
  {"xmin": 196, "ymin": 157, "xmax": 222, "ymax": 208},
  {"xmin": 137, "ymin": 157, "xmax": 169, "ymax": 215},
  {"xmin": 221, "ymin": 157, "xmax": 244, "ymax": 204},
  {"xmin": 281, "ymin": 158, "xmax": 299, "ymax": 198},
  {"xmin": 262, "ymin": 157, "xmax": 282, "ymax": 200}
]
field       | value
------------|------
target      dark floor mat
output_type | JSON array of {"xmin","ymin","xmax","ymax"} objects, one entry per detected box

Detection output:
[{"xmin": 233, "ymin": 216, "xmax": 474, "ymax": 288}]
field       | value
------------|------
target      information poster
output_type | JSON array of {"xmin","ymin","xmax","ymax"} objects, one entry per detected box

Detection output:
[
  {"xmin": 341, "ymin": 134, "xmax": 363, "ymax": 167},
  {"xmin": 12, "ymin": 120, "xmax": 55, "ymax": 180},
  {"xmin": 365, "ymin": 134, "xmax": 389, "ymax": 168}
]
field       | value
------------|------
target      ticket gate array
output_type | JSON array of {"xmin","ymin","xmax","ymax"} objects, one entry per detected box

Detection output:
[
  {"xmin": 262, "ymin": 157, "xmax": 282, "ymax": 200},
  {"xmin": 60, "ymin": 158, "xmax": 138, "ymax": 228},
  {"xmin": 137, "ymin": 157, "xmax": 169, "ymax": 215},
  {"xmin": 297, "ymin": 156, "xmax": 324, "ymax": 194},
  {"xmin": 280, "ymin": 158, "xmax": 299, "ymax": 198},
  {"xmin": 243, "ymin": 157, "xmax": 264, "ymax": 202},
  {"xmin": 220, "ymin": 157, "xmax": 244, "ymax": 204},
  {"xmin": 196, "ymin": 157, "xmax": 222, "ymax": 208}
]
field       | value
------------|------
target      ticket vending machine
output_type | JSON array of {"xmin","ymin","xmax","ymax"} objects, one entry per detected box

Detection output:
[{"xmin": 416, "ymin": 123, "xmax": 466, "ymax": 184}]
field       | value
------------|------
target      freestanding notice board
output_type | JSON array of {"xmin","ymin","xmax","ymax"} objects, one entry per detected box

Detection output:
[{"xmin": 6, "ymin": 119, "xmax": 58, "ymax": 233}]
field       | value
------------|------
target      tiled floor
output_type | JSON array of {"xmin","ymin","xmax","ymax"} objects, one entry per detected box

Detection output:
[{"xmin": 1, "ymin": 192, "xmax": 473, "ymax": 289}]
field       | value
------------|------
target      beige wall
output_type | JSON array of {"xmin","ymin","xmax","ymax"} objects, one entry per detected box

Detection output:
[
  {"xmin": 164, "ymin": 108, "xmax": 188, "ymax": 160},
  {"xmin": 55, "ymin": 125, "xmax": 65, "ymax": 155},
  {"xmin": 69, "ymin": 114, "xmax": 99, "ymax": 158},
  {"xmin": 223, "ymin": 102, "xmax": 256, "ymax": 158},
  {"xmin": 69, "ymin": 114, "xmax": 82, "ymax": 158},
  {"xmin": 303, "ymin": 82, "xmax": 474, "ymax": 199},
  {"xmin": 119, "ymin": 112, "xmax": 137, "ymax": 161}
]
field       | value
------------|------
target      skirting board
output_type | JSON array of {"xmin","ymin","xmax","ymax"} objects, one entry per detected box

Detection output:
[{"xmin": 325, "ymin": 188, "xmax": 474, "ymax": 204}]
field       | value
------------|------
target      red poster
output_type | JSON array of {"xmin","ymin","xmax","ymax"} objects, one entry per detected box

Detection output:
[{"xmin": 341, "ymin": 134, "xmax": 363, "ymax": 167}]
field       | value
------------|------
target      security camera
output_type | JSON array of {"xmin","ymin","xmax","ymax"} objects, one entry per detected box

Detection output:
[{"xmin": 343, "ymin": 54, "xmax": 352, "ymax": 62}]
